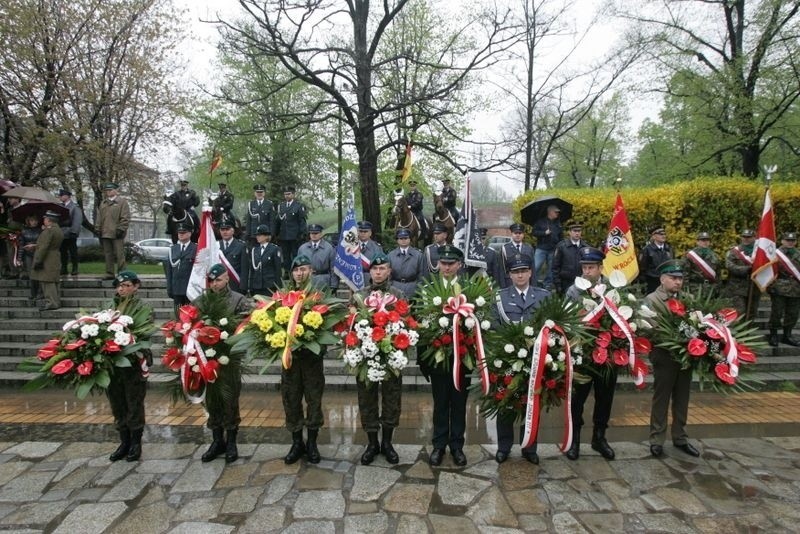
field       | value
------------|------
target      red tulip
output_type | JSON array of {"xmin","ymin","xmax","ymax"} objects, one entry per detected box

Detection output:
[
  {"xmin": 51, "ymin": 359, "xmax": 75, "ymax": 375},
  {"xmin": 103, "ymin": 339, "xmax": 121, "ymax": 353},
  {"xmin": 714, "ymin": 363, "xmax": 736, "ymax": 385},
  {"xmin": 432, "ymin": 339, "xmax": 442, "ymax": 348},
  {"xmin": 634, "ymin": 337, "xmax": 652, "ymax": 355},
  {"xmin": 667, "ymin": 299, "xmax": 686, "ymax": 316},
  {"xmin": 393, "ymin": 332, "xmax": 410, "ymax": 350},
  {"xmin": 77, "ymin": 360, "xmax": 94, "ymax": 376},
  {"xmin": 596, "ymin": 331, "xmax": 612, "ymax": 348},
  {"xmin": 161, "ymin": 347, "xmax": 185, "ymax": 371},
  {"xmin": 494, "ymin": 390, "xmax": 506, "ymax": 401},
  {"xmin": 687, "ymin": 338, "xmax": 707, "ymax": 357}
]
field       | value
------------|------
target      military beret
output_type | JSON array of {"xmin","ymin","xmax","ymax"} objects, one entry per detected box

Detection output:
[
  {"xmin": 697, "ymin": 232, "xmax": 711, "ymax": 240},
  {"xmin": 253, "ymin": 184, "xmax": 266, "ymax": 192},
  {"xmin": 432, "ymin": 223, "xmax": 447, "ymax": 233},
  {"xmin": 579, "ymin": 246, "xmax": 605, "ymax": 264},
  {"xmin": 357, "ymin": 221, "xmax": 373, "ymax": 230},
  {"xmin": 103, "ymin": 183, "xmax": 118, "ymax": 190},
  {"xmin": 291, "ymin": 255, "xmax": 311, "ymax": 269},
  {"xmin": 409, "ymin": 180, "xmax": 418, "ymax": 186},
  {"xmin": 179, "ymin": 179, "xmax": 189, "ymax": 184},
  {"xmin": 284, "ymin": 185, "xmax": 296, "ymax": 193},
  {"xmin": 206, "ymin": 263, "xmax": 227, "ymax": 280},
  {"xmin": 507, "ymin": 254, "xmax": 532, "ymax": 272},
  {"xmin": 113, "ymin": 270, "xmax": 140, "ymax": 287},
  {"xmin": 396, "ymin": 229, "xmax": 411, "ymax": 239},
  {"xmin": 509, "ymin": 223, "xmax": 525, "ymax": 233},
  {"xmin": 58, "ymin": 189, "xmax": 72, "ymax": 197},
  {"xmin": 43, "ymin": 210, "xmax": 61, "ymax": 220},
  {"xmin": 437, "ymin": 245, "xmax": 464, "ymax": 263},
  {"xmin": 256, "ymin": 224, "xmax": 271, "ymax": 235},
  {"xmin": 650, "ymin": 227, "xmax": 666, "ymax": 235},
  {"xmin": 217, "ymin": 182, "xmax": 227, "ymax": 187},
  {"xmin": 176, "ymin": 224, "xmax": 192, "ymax": 233},
  {"xmin": 308, "ymin": 224, "xmax": 323, "ymax": 233},
  {"xmin": 218, "ymin": 221, "xmax": 233, "ymax": 229},
  {"xmin": 566, "ymin": 220, "xmax": 583, "ymax": 230},
  {"xmin": 782, "ymin": 232, "xmax": 797, "ymax": 241},
  {"xmin": 370, "ymin": 253, "xmax": 390, "ymax": 267},
  {"xmin": 658, "ymin": 259, "xmax": 684, "ymax": 277},
  {"xmin": 740, "ymin": 229, "xmax": 755, "ymax": 237}
]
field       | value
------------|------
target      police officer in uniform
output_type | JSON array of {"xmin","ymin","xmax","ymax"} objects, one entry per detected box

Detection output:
[
  {"xmin": 424, "ymin": 223, "xmax": 449, "ymax": 278},
  {"xmin": 166, "ymin": 179, "xmax": 200, "ymax": 220},
  {"xmin": 276, "ymin": 185, "xmax": 307, "ymax": 274},
  {"xmin": 356, "ymin": 221, "xmax": 384, "ymax": 285},
  {"xmin": 493, "ymin": 254, "xmax": 550, "ymax": 464},
  {"xmin": 164, "ymin": 224, "xmax": 196, "ymax": 316},
  {"xmin": 724, "ymin": 229, "xmax": 760, "ymax": 322},
  {"xmin": 212, "ymin": 182, "xmax": 235, "ymax": 223},
  {"xmin": 638, "ymin": 227, "xmax": 673, "ymax": 294},
  {"xmin": 767, "ymin": 232, "xmax": 800, "ymax": 347},
  {"xmin": 501, "ymin": 223, "xmax": 535, "ymax": 288},
  {"xmin": 246, "ymin": 224, "xmax": 282, "ymax": 297},
  {"xmin": 218, "ymin": 221, "xmax": 248, "ymax": 294},
  {"xmin": 243, "ymin": 184, "xmax": 273, "ymax": 247},
  {"xmin": 440, "ymin": 178, "xmax": 459, "ymax": 222},
  {"xmin": 564, "ymin": 246, "xmax": 617, "ymax": 461},
  {"xmin": 297, "ymin": 224, "xmax": 338, "ymax": 291},
  {"xmin": 405, "ymin": 180, "xmax": 428, "ymax": 237},
  {"xmin": 387, "ymin": 228, "xmax": 425, "ymax": 299},
  {"xmin": 355, "ymin": 253, "xmax": 406, "ymax": 465},
  {"xmin": 551, "ymin": 220, "xmax": 589, "ymax": 294},
  {"xmin": 684, "ymin": 231, "xmax": 721, "ymax": 295}
]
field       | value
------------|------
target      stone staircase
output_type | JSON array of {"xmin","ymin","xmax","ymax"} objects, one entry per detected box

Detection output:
[{"xmin": 0, "ymin": 277, "xmax": 798, "ymax": 391}]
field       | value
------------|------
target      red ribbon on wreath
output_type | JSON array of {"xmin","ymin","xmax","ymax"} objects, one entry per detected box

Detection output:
[{"xmin": 442, "ymin": 293, "xmax": 489, "ymax": 393}]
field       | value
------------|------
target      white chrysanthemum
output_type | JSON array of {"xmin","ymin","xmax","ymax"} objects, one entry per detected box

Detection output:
[
  {"xmin": 95, "ymin": 311, "xmax": 112, "ymax": 324},
  {"xmin": 545, "ymin": 354, "xmax": 553, "ymax": 364},
  {"xmin": 80, "ymin": 324, "xmax": 99, "ymax": 339},
  {"xmin": 575, "ymin": 356, "xmax": 583, "ymax": 366},
  {"xmin": 388, "ymin": 351, "xmax": 408, "ymax": 369},
  {"xmin": 438, "ymin": 316, "xmax": 450, "ymax": 328},
  {"xmin": 618, "ymin": 305, "xmax": 633, "ymax": 320},
  {"xmin": 432, "ymin": 296, "xmax": 442, "ymax": 306},
  {"xmin": 407, "ymin": 331, "xmax": 419, "ymax": 345},
  {"xmin": 114, "ymin": 331, "xmax": 132, "ymax": 346},
  {"xmin": 205, "ymin": 348, "xmax": 216, "ymax": 358},
  {"xmin": 367, "ymin": 367, "xmax": 386, "ymax": 382},
  {"xmin": 609, "ymin": 270, "xmax": 628, "ymax": 288},
  {"xmin": 362, "ymin": 341, "xmax": 379, "ymax": 357},
  {"xmin": 117, "ymin": 315, "xmax": 133, "ymax": 326},
  {"xmin": 107, "ymin": 323, "xmax": 123, "ymax": 333},
  {"xmin": 475, "ymin": 296, "xmax": 486, "ymax": 307},
  {"xmin": 192, "ymin": 365, "xmax": 200, "ymax": 373},
  {"xmin": 481, "ymin": 320, "xmax": 491, "ymax": 330},
  {"xmin": 557, "ymin": 352, "xmax": 566, "ymax": 362},
  {"xmin": 517, "ymin": 348, "xmax": 528, "ymax": 359},
  {"xmin": 504, "ymin": 344, "xmax": 515, "ymax": 354},
  {"xmin": 494, "ymin": 359, "xmax": 503, "ymax": 368},
  {"xmin": 356, "ymin": 326, "xmax": 373, "ymax": 341},
  {"xmin": 187, "ymin": 356, "xmax": 197, "ymax": 366},
  {"xmin": 385, "ymin": 322, "xmax": 401, "ymax": 335},
  {"xmin": 220, "ymin": 331, "xmax": 229, "ymax": 340},
  {"xmin": 512, "ymin": 360, "xmax": 524, "ymax": 372},
  {"xmin": 219, "ymin": 317, "xmax": 228, "ymax": 326},
  {"xmin": 464, "ymin": 317, "xmax": 475, "ymax": 329},
  {"xmin": 523, "ymin": 326, "xmax": 534, "ymax": 337},
  {"xmin": 574, "ymin": 277, "xmax": 592, "ymax": 291}
]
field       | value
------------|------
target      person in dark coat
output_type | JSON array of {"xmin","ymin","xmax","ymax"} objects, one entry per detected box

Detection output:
[
  {"xmin": 532, "ymin": 205, "xmax": 562, "ymax": 290},
  {"xmin": 423, "ymin": 223, "xmax": 449, "ymax": 278},
  {"xmin": 212, "ymin": 182, "xmax": 235, "ymax": 223},
  {"xmin": 164, "ymin": 225, "xmax": 196, "ymax": 316},
  {"xmin": 357, "ymin": 221, "xmax": 384, "ymax": 285},
  {"xmin": 246, "ymin": 224, "xmax": 282, "ymax": 297},
  {"xmin": 31, "ymin": 211, "xmax": 64, "ymax": 311},
  {"xmin": 19, "ymin": 215, "xmax": 42, "ymax": 298},
  {"xmin": 276, "ymin": 185, "xmax": 307, "ymax": 274},
  {"xmin": 440, "ymin": 178, "xmax": 459, "ymax": 222},
  {"xmin": 166, "ymin": 179, "xmax": 200, "ymax": 220},
  {"xmin": 405, "ymin": 180, "xmax": 428, "ymax": 236},
  {"xmin": 218, "ymin": 221, "xmax": 248, "ymax": 294},
  {"xmin": 493, "ymin": 254, "xmax": 550, "ymax": 464},
  {"xmin": 58, "ymin": 189, "xmax": 82, "ymax": 276},
  {"xmin": 723, "ymin": 229, "xmax": 759, "ymax": 322},
  {"xmin": 297, "ymin": 224, "xmax": 338, "ymax": 291},
  {"xmin": 551, "ymin": 220, "xmax": 589, "ymax": 294},
  {"xmin": 243, "ymin": 184, "xmax": 273, "ymax": 247},
  {"xmin": 501, "ymin": 223, "xmax": 535, "ymax": 288},
  {"xmin": 638, "ymin": 227, "xmax": 673, "ymax": 294},
  {"xmin": 387, "ymin": 228, "xmax": 425, "ymax": 299}
]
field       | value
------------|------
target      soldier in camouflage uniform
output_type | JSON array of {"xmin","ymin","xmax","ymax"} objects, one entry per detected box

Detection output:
[
  {"xmin": 354, "ymin": 253, "xmax": 406, "ymax": 465},
  {"xmin": 767, "ymin": 232, "xmax": 800, "ymax": 347},
  {"xmin": 723, "ymin": 229, "xmax": 759, "ymax": 322},
  {"xmin": 684, "ymin": 232, "xmax": 721, "ymax": 295}
]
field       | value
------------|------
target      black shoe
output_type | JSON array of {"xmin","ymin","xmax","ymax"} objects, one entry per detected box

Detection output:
[
  {"xmin": 767, "ymin": 333, "xmax": 779, "ymax": 347},
  {"xmin": 284, "ymin": 432, "xmax": 306, "ymax": 465},
  {"xmin": 565, "ymin": 442, "xmax": 580, "ymax": 461},
  {"xmin": 429, "ymin": 448, "xmax": 445, "ymax": 466},
  {"xmin": 781, "ymin": 335, "xmax": 800, "ymax": 347},
  {"xmin": 380, "ymin": 428, "xmax": 399, "ymax": 464},
  {"xmin": 109, "ymin": 429, "xmax": 130, "ymax": 462},
  {"xmin": 650, "ymin": 444, "xmax": 663, "ymax": 457},
  {"xmin": 522, "ymin": 451, "xmax": 539, "ymax": 464},
  {"xmin": 306, "ymin": 429, "xmax": 321, "ymax": 464},
  {"xmin": 591, "ymin": 439, "xmax": 616, "ymax": 460},
  {"xmin": 361, "ymin": 432, "xmax": 380, "ymax": 465},
  {"xmin": 495, "ymin": 450, "xmax": 509, "ymax": 464},
  {"xmin": 225, "ymin": 429, "xmax": 239, "ymax": 463},
  {"xmin": 202, "ymin": 429, "xmax": 227, "ymax": 462},
  {"xmin": 126, "ymin": 429, "xmax": 143, "ymax": 462},
  {"xmin": 451, "ymin": 449, "xmax": 467, "ymax": 466},
  {"xmin": 675, "ymin": 442, "xmax": 700, "ymax": 457}
]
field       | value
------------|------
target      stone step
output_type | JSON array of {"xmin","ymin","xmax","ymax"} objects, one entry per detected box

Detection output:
[{"xmin": 0, "ymin": 306, "xmax": 176, "ymax": 320}]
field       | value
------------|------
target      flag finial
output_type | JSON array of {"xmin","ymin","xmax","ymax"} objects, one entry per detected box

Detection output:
[{"xmin": 763, "ymin": 164, "xmax": 777, "ymax": 187}]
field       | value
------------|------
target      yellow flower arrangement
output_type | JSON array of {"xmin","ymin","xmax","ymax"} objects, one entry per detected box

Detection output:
[
  {"xmin": 275, "ymin": 306, "xmax": 292, "ymax": 324},
  {"xmin": 302, "ymin": 311, "xmax": 324, "ymax": 329}
]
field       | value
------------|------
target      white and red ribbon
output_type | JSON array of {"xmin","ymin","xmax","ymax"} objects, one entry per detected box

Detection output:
[
  {"xmin": 180, "ymin": 327, "xmax": 212, "ymax": 404},
  {"xmin": 699, "ymin": 315, "xmax": 739, "ymax": 378},
  {"xmin": 364, "ymin": 291, "xmax": 397, "ymax": 312},
  {"xmin": 776, "ymin": 249, "xmax": 800, "ymax": 283},
  {"xmin": 442, "ymin": 293, "xmax": 488, "ymax": 393},
  {"xmin": 731, "ymin": 246, "xmax": 753, "ymax": 265},
  {"xmin": 686, "ymin": 250, "xmax": 717, "ymax": 281}
]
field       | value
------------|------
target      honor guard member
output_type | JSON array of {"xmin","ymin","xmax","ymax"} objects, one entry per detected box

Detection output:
[
  {"xmin": 357, "ymin": 221, "xmax": 384, "ymax": 284},
  {"xmin": 767, "ymin": 232, "xmax": 800, "ymax": 347},
  {"xmin": 195, "ymin": 264, "xmax": 252, "ymax": 464},
  {"xmin": 638, "ymin": 227, "xmax": 673, "ymax": 294},
  {"xmin": 418, "ymin": 245, "xmax": 471, "ymax": 467},
  {"xmin": 405, "ymin": 180, "xmax": 428, "ymax": 237},
  {"xmin": 243, "ymin": 184, "xmax": 273, "ymax": 247},
  {"xmin": 551, "ymin": 220, "xmax": 589, "ymax": 294},
  {"xmin": 493, "ymin": 254, "xmax": 550, "ymax": 464},
  {"xmin": 646, "ymin": 260, "xmax": 700, "ymax": 458},
  {"xmin": 247, "ymin": 224, "xmax": 282, "ymax": 297},
  {"xmin": 282, "ymin": 255, "xmax": 327, "ymax": 465},
  {"xmin": 724, "ymin": 229, "xmax": 760, "ymax": 321},
  {"xmin": 107, "ymin": 271, "xmax": 154, "ymax": 462},
  {"xmin": 164, "ymin": 224, "xmax": 197, "ymax": 316},
  {"xmin": 532, "ymin": 205, "xmax": 562, "ymax": 290},
  {"xmin": 212, "ymin": 182, "xmax": 235, "ymax": 221},
  {"xmin": 355, "ymin": 253, "xmax": 406, "ymax": 465},
  {"xmin": 166, "ymin": 179, "xmax": 200, "ymax": 220},
  {"xmin": 276, "ymin": 185, "xmax": 307, "ymax": 274},
  {"xmin": 388, "ymin": 228, "xmax": 425, "ymax": 299},
  {"xmin": 297, "ymin": 224, "xmax": 338, "ymax": 291},
  {"xmin": 218, "ymin": 221, "xmax": 248, "ymax": 294},
  {"xmin": 424, "ymin": 223, "xmax": 449, "ymax": 278},
  {"xmin": 97, "ymin": 182, "xmax": 131, "ymax": 280},
  {"xmin": 31, "ymin": 210, "xmax": 64, "ymax": 311},
  {"xmin": 685, "ymin": 231, "xmax": 721, "ymax": 294},
  {"xmin": 501, "ymin": 223, "xmax": 535, "ymax": 288},
  {"xmin": 58, "ymin": 189, "xmax": 82, "ymax": 276},
  {"xmin": 564, "ymin": 246, "xmax": 618, "ymax": 461},
  {"xmin": 440, "ymin": 178, "xmax": 459, "ymax": 222}
]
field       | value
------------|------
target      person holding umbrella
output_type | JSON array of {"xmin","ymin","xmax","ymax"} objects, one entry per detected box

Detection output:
[
  {"xmin": 532, "ymin": 205, "xmax": 563, "ymax": 290},
  {"xmin": 31, "ymin": 210, "xmax": 64, "ymax": 311}
]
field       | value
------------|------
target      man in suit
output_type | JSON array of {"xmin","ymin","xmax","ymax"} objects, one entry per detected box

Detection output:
[
  {"xmin": 297, "ymin": 224, "xmax": 338, "ymax": 291},
  {"xmin": 31, "ymin": 210, "xmax": 64, "ymax": 311},
  {"xmin": 96, "ymin": 182, "xmax": 131, "ymax": 280},
  {"xmin": 501, "ymin": 223, "xmax": 535, "ymax": 288},
  {"xmin": 493, "ymin": 254, "xmax": 550, "ymax": 464},
  {"xmin": 551, "ymin": 220, "xmax": 589, "ymax": 294},
  {"xmin": 276, "ymin": 185, "xmax": 307, "ymax": 274},
  {"xmin": 639, "ymin": 227, "xmax": 673, "ymax": 294},
  {"xmin": 164, "ymin": 225, "xmax": 196, "ymax": 316},
  {"xmin": 357, "ymin": 220, "xmax": 384, "ymax": 285},
  {"xmin": 58, "ymin": 189, "xmax": 82, "ymax": 276},
  {"xmin": 246, "ymin": 224, "xmax": 282, "ymax": 297},
  {"xmin": 387, "ymin": 228, "xmax": 425, "ymax": 299},
  {"xmin": 243, "ymin": 184, "xmax": 273, "ymax": 248},
  {"xmin": 423, "ymin": 223, "xmax": 449, "ymax": 278},
  {"xmin": 218, "ymin": 221, "xmax": 248, "ymax": 294}
]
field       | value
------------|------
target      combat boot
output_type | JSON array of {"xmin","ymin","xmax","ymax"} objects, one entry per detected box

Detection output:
[
  {"xmin": 380, "ymin": 427, "xmax": 399, "ymax": 464},
  {"xmin": 590, "ymin": 428, "xmax": 615, "ymax": 460},
  {"xmin": 767, "ymin": 330, "xmax": 779, "ymax": 347},
  {"xmin": 360, "ymin": 431, "xmax": 380, "ymax": 465},
  {"xmin": 109, "ymin": 429, "xmax": 130, "ymax": 462},
  {"xmin": 284, "ymin": 431, "xmax": 306, "ymax": 464},
  {"xmin": 565, "ymin": 428, "xmax": 580, "ymax": 460},
  {"xmin": 201, "ymin": 428, "xmax": 227, "ymax": 462},
  {"xmin": 225, "ymin": 428, "xmax": 239, "ymax": 463},
  {"xmin": 306, "ymin": 429, "xmax": 321, "ymax": 464},
  {"xmin": 126, "ymin": 428, "xmax": 143, "ymax": 462},
  {"xmin": 782, "ymin": 329, "xmax": 800, "ymax": 347}
]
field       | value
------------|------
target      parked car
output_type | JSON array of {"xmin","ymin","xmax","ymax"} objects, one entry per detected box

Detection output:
[
  {"xmin": 131, "ymin": 238, "xmax": 172, "ymax": 263},
  {"xmin": 76, "ymin": 237, "xmax": 100, "ymax": 248},
  {"xmin": 487, "ymin": 235, "xmax": 512, "ymax": 252}
]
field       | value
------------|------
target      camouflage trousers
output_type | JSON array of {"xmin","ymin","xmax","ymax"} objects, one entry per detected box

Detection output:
[
  {"xmin": 106, "ymin": 366, "xmax": 147, "ymax": 432},
  {"xmin": 282, "ymin": 351, "xmax": 325, "ymax": 432},
  {"xmin": 356, "ymin": 373, "xmax": 402, "ymax": 432}
]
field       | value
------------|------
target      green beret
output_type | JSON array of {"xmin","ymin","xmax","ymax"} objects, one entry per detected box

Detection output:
[
  {"xmin": 113, "ymin": 271, "xmax": 140, "ymax": 287},
  {"xmin": 206, "ymin": 263, "xmax": 227, "ymax": 280},
  {"xmin": 291, "ymin": 255, "xmax": 311, "ymax": 269},
  {"xmin": 370, "ymin": 253, "xmax": 390, "ymax": 267}
]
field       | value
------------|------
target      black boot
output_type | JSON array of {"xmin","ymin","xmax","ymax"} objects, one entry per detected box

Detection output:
[
  {"xmin": 565, "ymin": 429, "xmax": 580, "ymax": 460},
  {"xmin": 284, "ymin": 431, "xmax": 306, "ymax": 464},
  {"xmin": 782, "ymin": 329, "xmax": 800, "ymax": 347},
  {"xmin": 202, "ymin": 428, "xmax": 227, "ymax": 462},
  {"xmin": 380, "ymin": 427, "xmax": 399, "ymax": 464},
  {"xmin": 126, "ymin": 429, "xmax": 143, "ymax": 462},
  {"xmin": 361, "ymin": 431, "xmax": 380, "ymax": 465},
  {"xmin": 109, "ymin": 429, "xmax": 130, "ymax": 462},
  {"xmin": 225, "ymin": 428, "xmax": 239, "ymax": 463},
  {"xmin": 768, "ymin": 330, "xmax": 779, "ymax": 347},
  {"xmin": 306, "ymin": 428, "xmax": 321, "ymax": 464},
  {"xmin": 590, "ymin": 427, "xmax": 615, "ymax": 460}
]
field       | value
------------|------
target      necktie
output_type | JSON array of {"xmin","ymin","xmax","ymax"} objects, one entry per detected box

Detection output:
[
  {"xmin": 517, "ymin": 244, "xmax": 521, "ymax": 252},
  {"xmin": 181, "ymin": 244, "xmax": 185, "ymax": 253},
  {"xmin": 520, "ymin": 291, "xmax": 525, "ymax": 303},
  {"xmin": 313, "ymin": 243, "xmax": 318, "ymax": 250},
  {"xmin": 401, "ymin": 250, "xmax": 406, "ymax": 256},
  {"xmin": 258, "ymin": 201, "xmax": 262, "ymax": 208},
  {"xmin": 261, "ymin": 246, "xmax": 266, "ymax": 255}
]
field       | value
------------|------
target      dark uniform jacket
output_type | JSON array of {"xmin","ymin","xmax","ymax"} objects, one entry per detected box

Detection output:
[
  {"xmin": 406, "ymin": 189, "xmax": 424, "ymax": 214},
  {"xmin": 246, "ymin": 242, "xmax": 282, "ymax": 293},
  {"xmin": 532, "ymin": 218, "xmax": 562, "ymax": 252},
  {"xmin": 724, "ymin": 244, "xmax": 754, "ymax": 297},
  {"xmin": 639, "ymin": 242, "xmax": 673, "ymax": 280},
  {"xmin": 770, "ymin": 246, "xmax": 800, "ymax": 298},
  {"xmin": 164, "ymin": 242, "xmax": 197, "ymax": 298},
  {"xmin": 212, "ymin": 190, "xmax": 234, "ymax": 218},
  {"xmin": 276, "ymin": 200, "xmax": 307, "ymax": 241},
  {"xmin": 685, "ymin": 246, "xmax": 721, "ymax": 285},
  {"xmin": 359, "ymin": 239, "xmax": 384, "ymax": 271},
  {"xmin": 388, "ymin": 246, "xmax": 425, "ymax": 298},
  {"xmin": 552, "ymin": 238, "xmax": 589, "ymax": 292},
  {"xmin": 500, "ymin": 241, "xmax": 535, "ymax": 288},
  {"xmin": 167, "ymin": 189, "xmax": 200, "ymax": 213},
  {"xmin": 298, "ymin": 239, "xmax": 338, "ymax": 290},
  {"xmin": 423, "ymin": 243, "xmax": 444, "ymax": 278},
  {"xmin": 219, "ymin": 238, "xmax": 249, "ymax": 294},
  {"xmin": 60, "ymin": 199, "xmax": 82, "ymax": 238},
  {"xmin": 244, "ymin": 198, "xmax": 274, "ymax": 239}
]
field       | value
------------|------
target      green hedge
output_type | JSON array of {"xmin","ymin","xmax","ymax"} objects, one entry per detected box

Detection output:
[{"xmin": 512, "ymin": 177, "xmax": 800, "ymax": 256}]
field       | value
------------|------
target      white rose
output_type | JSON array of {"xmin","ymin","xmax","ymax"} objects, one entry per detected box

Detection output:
[
  {"xmin": 464, "ymin": 317, "xmax": 475, "ymax": 329},
  {"xmin": 187, "ymin": 356, "xmax": 197, "ymax": 366},
  {"xmin": 547, "ymin": 337, "xmax": 556, "ymax": 347},
  {"xmin": 432, "ymin": 296, "xmax": 442, "ymax": 306},
  {"xmin": 517, "ymin": 348, "xmax": 528, "ymax": 359},
  {"xmin": 218, "ymin": 355, "xmax": 230, "ymax": 365},
  {"xmin": 504, "ymin": 344, "xmax": 515, "ymax": 354},
  {"xmin": 219, "ymin": 318, "xmax": 228, "ymax": 326},
  {"xmin": 481, "ymin": 320, "xmax": 491, "ymax": 330},
  {"xmin": 205, "ymin": 348, "xmax": 216, "ymax": 358},
  {"xmin": 438, "ymin": 317, "xmax": 450, "ymax": 328},
  {"xmin": 220, "ymin": 331, "xmax": 229, "ymax": 340},
  {"xmin": 545, "ymin": 354, "xmax": 553, "ymax": 364},
  {"xmin": 551, "ymin": 362, "xmax": 558, "ymax": 371},
  {"xmin": 192, "ymin": 365, "xmax": 200, "ymax": 372},
  {"xmin": 544, "ymin": 319, "xmax": 555, "ymax": 329},
  {"xmin": 494, "ymin": 359, "xmax": 503, "ymax": 368},
  {"xmin": 575, "ymin": 356, "xmax": 583, "ymax": 366},
  {"xmin": 557, "ymin": 352, "xmax": 566, "ymax": 362},
  {"xmin": 475, "ymin": 296, "xmax": 486, "ymax": 307},
  {"xmin": 523, "ymin": 326, "xmax": 534, "ymax": 337}
]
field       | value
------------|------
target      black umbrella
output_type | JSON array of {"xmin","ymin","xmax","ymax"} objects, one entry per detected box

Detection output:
[
  {"xmin": 10, "ymin": 200, "xmax": 69, "ymax": 225},
  {"xmin": 520, "ymin": 195, "xmax": 573, "ymax": 226}
]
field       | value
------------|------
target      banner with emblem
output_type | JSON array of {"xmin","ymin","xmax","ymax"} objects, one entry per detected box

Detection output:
[
  {"xmin": 602, "ymin": 193, "xmax": 638, "ymax": 283},
  {"xmin": 187, "ymin": 203, "xmax": 221, "ymax": 301},
  {"xmin": 453, "ymin": 174, "xmax": 486, "ymax": 269},
  {"xmin": 333, "ymin": 189, "xmax": 364, "ymax": 292}
]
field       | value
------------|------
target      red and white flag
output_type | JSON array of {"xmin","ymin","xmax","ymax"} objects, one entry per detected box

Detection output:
[
  {"xmin": 751, "ymin": 189, "xmax": 778, "ymax": 292},
  {"xmin": 187, "ymin": 204, "xmax": 222, "ymax": 301}
]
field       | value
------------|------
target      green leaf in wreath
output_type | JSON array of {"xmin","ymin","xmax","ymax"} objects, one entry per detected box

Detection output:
[
  {"xmin": 95, "ymin": 369, "xmax": 111, "ymax": 388},
  {"xmin": 76, "ymin": 377, "xmax": 96, "ymax": 399},
  {"xmin": 113, "ymin": 355, "xmax": 132, "ymax": 367}
]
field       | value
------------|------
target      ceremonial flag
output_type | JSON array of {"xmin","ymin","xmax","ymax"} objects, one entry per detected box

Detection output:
[
  {"xmin": 399, "ymin": 140, "xmax": 412, "ymax": 183},
  {"xmin": 333, "ymin": 189, "xmax": 364, "ymax": 292},
  {"xmin": 602, "ymin": 193, "xmax": 638, "ymax": 283},
  {"xmin": 187, "ymin": 203, "xmax": 221, "ymax": 301},
  {"xmin": 209, "ymin": 151, "xmax": 223, "ymax": 174},
  {"xmin": 751, "ymin": 188, "xmax": 778, "ymax": 292},
  {"xmin": 453, "ymin": 174, "xmax": 486, "ymax": 269}
]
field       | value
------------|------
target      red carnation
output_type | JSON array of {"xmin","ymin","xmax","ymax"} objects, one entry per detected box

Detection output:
[
  {"xmin": 102, "ymin": 339, "xmax": 121, "ymax": 353},
  {"xmin": 714, "ymin": 362, "xmax": 736, "ymax": 385},
  {"xmin": 667, "ymin": 299, "xmax": 686, "ymax": 317},
  {"xmin": 51, "ymin": 359, "xmax": 75, "ymax": 375},
  {"xmin": 65, "ymin": 339, "xmax": 87, "ymax": 351},
  {"xmin": 489, "ymin": 373, "xmax": 498, "ymax": 384},
  {"xmin": 162, "ymin": 347, "xmax": 185, "ymax": 371},
  {"xmin": 197, "ymin": 326, "xmax": 222, "ymax": 345},
  {"xmin": 77, "ymin": 360, "xmax": 94, "ymax": 376},
  {"xmin": 494, "ymin": 390, "xmax": 506, "ymax": 401},
  {"xmin": 613, "ymin": 348, "xmax": 628, "ymax": 366},
  {"xmin": 687, "ymin": 338, "xmax": 707, "ymax": 357},
  {"xmin": 432, "ymin": 339, "xmax": 442, "ymax": 348},
  {"xmin": 596, "ymin": 331, "xmax": 612, "ymax": 348},
  {"xmin": 736, "ymin": 344, "xmax": 757, "ymax": 363},
  {"xmin": 312, "ymin": 304, "xmax": 329, "ymax": 314},
  {"xmin": 373, "ymin": 311, "xmax": 389, "ymax": 327},
  {"xmin": 634, "ymin": 337, "xmax": 652, "ymax": 355},
  {"xmin": 394, "ymin": 300, "xmax": 410, "ymax": 315},
  {"xmin": 545, "ymin": 378, "xmax": 557, "ymax": 390},
  {"xmin": 345, "ymin": 331, "xmax": 358, "ymax": 347},
  {"xmin": 440, "ymin": 334, "xmax": 452, "ymax": 345},
  {"xmin": 405, "ymin": 316, "xmax": 418, "ymax": 329},
  {"xmin": 371, "ymin": 326, "xmax": 386, "ymax": 342},
  {"xmin": 387, "ymin": 311, "xmax": 401, "ymax": 323},
  {"xmin": 393, "ymin": 332, "xmax": 410, "ymax": 350},
  {"xmin": 592, "ymin": 346, "xmax": 608, "ymax": 365}
]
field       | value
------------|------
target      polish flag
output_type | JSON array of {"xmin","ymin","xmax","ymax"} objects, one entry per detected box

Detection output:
[
  {"xmin": 751, "ymin": 188, "xmax": 778, "ymax": 292},
  {"xmin": 187, "ymin": 204, "xmax": 222, "ymax": 301}
]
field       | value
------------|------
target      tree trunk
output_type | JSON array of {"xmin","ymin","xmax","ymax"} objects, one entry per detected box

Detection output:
[{"xmin": 741, "ymin": 143, "xmax": 760, "ymax": 179}]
